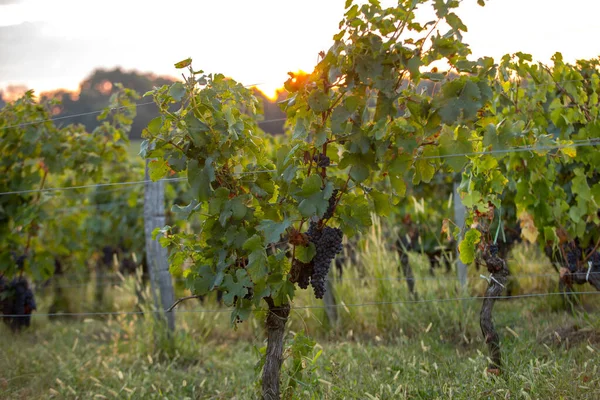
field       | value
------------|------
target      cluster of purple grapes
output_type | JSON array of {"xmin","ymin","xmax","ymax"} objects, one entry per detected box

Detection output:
[
  {"xmin": 0, "ymin": 276, "xmax": 37, "ymax": 331},
  {"xmin": 590, "ymin": 250, "xmax": 600, "ymax": 266},
  {"xmin": 488, "ymin": 243, "xmax": 499, "ymax": 257},
  {"xmin": 306, "ymin": 221, "xmax": 343, "ymax": 298},
  {"xmin": 313, "ymin": 154, "xmax": 331, "ymax": 168},
  {"xmin": 566, "ymin": 247, "xmax": 582, "ymax": 272},
  {"xmin": 323, "ymin": 189, "xmax": 339, "ymax": 220},
  {"xmin": 295, "ymin": 260, "xmax": 313, "ymax": 290}
]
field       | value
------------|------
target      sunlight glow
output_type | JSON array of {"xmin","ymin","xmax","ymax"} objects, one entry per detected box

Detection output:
[{"xmin": 1, "ymin": 0, "xmax": 599, "ymax": 95}]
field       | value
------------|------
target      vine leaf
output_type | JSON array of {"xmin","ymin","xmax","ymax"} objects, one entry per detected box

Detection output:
[
  {"xmin": 350, "ymin": 165, "xmax": 370, "ymax": 183},
  {"xmin": 257, "ymin": 219, "xmax": 292, "ymax": 244},
  {"xmin": 221, "ymin": 269, "xmax": 252, "ymax": 307},
  {"xmin": 171, "ymin": 199, "xmax": 201, "ymax": 220},
  {"xmin": 307, "ymin": 90, "xmax": 329, "ymax": 113},
  {"xmin": 243, "ymin": 235, "xmax": 269, "ymax": 282},
  {"xmin": 295, "ymin": 243, "xmax": 316, "ymax": 263},
  {"xmin": 185, "ymin": 114, "xmax": 210, "ymax": 147},
  {"xmin": 300, "ymin": 175, "xmax": 323, "ymax": 196},
  {"xmin": 189, "ymin": 265, "xmax": 217, "ymax": 296},
  {"xmin": 188, "ymin": 159, "xmax": 215, "ymax": 202},
  {"xmin": 174, "ymin": 58, "xmax": 192, "ymax": 69},
  {"xmin": 148, "ymin": 159, "xmax": 170, "ymax": 181},
  {"xmin": 434, "ymin": 78, "xmax": 484, "ymax": 124},
  {"xmin": 298, "ymin": 182, "xmax": 334, "ymax": 218},
  {"xmin": 518, "ymin": 211, "xmax": 539, "ymax": 244},
  {"xmin": 458, "ymin": 228, "xmax": 481, "ymax": 264},
  {"xmin": 169, "ymin": 82, "xmax": 186, "ymax": 102}
]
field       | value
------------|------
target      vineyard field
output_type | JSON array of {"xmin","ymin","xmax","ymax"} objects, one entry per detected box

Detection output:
[{"xmin": 1, "ymin": 243, "xmax": 599, "ymax": 399}]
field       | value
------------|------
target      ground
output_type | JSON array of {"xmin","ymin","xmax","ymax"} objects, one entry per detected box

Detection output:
[{"xmin": 2, "ymin": 240, "xmax": 600, "ymax": 399}]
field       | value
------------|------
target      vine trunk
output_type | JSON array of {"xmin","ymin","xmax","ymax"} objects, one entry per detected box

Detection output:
[
  {"xmin": 262, "ymin": 297, "xmax": 290, "ymax": 400},
  {"xmin": 480, "ymin": 252, "xmax": 509, "ymax": 373}
]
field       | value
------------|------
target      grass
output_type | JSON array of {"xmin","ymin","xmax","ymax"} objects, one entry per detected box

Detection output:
[
  {"xmin": 1, "ymin": 303, "xmax": 599, "ymax": 399},
  {"xmin": 2, "ymin": 218, "xmax": 600, "ymax": 399}
]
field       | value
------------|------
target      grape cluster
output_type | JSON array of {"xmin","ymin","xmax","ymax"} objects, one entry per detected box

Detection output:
[
  {"xmin": 0, "ymin": 276, "xmax": 37, "ymax": 331},
  {"xmin": 294, "ymin": 260, "xmax": 313, "ymax": 289},
  {"xmin": 15, "ymin": 254, "xmax": 26, "ymax": 269},
  {"xmin": 306, "ymin": 221, "xmax": 343, "ymax": 298},
  {"xmin": 323, "ymin": 189, "xmax": 339, "ymax": 220},
  {"xmin": 566, "ymin": 248, "xmax": 580, "ymax": 272},
  {"xmin": 590, "ymin": 250, "xmax": 600, "ymax": 267},
  {"xmin": 313, "ymin": 154, "xmax": 331, "ymax": 168},
  {"xmin": 488, "ymin": 243, "xmax": 499, "ymax": 257}
]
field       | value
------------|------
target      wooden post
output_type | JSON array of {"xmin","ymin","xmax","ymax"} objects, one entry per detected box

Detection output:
[
  {"xmin": 144, "ymin": 160, "xmax": 175, "ymax": 332},
  {"xmin": 453, "ymin": 179, "xmax": 468, "ymax": 288}
]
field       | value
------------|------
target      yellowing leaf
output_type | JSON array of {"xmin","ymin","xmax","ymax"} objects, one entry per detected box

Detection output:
[
  {"xmin": 441, "ymin": 218, "xmax": 451, "ymax": 241},
  {"xmin": 518, "ymin": 211, "xmax": 539, "ymax": 243},
  {"xmin": 561, "ymin": 146, "xmax": 577, "ymax": 158},
  {"xmin": 174, "ymin": 58, "xmax": 192, "ymax": 69}
]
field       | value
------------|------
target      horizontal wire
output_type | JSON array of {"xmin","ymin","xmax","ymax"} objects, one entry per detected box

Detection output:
[
  {"xmin": 2, "ymin": 290, "xmax": 599, "ymax": 319},
  {"xmin": 0, "ymin": 101, "xmax": 156, "ymax": 131},
  {"xmin": 421, "ymin": 139, "xmax": 600, "ymax": 160},
  {"xmin": 0, "ymin": 81, "xmax": 287, "ymax": 132},
  {"xmin": 39, "ymin": 270, "xmax": 600, "ymax": 290},
  {"xmin": 1, "ymin": 139, "xmax": 599, "ymax": 197},
  {"xmin": 0, "ymin": 77, "xmax": 588, "ymax": 132},
  {"xmin": 0, "ymin": 177, "xmax": 188, "ymax": 196}
]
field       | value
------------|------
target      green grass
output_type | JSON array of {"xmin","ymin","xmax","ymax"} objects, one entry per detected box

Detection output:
[
  {"xmin": 1, "ymin": 303, "xmax": 599, "ymax": 399},
  {"xmin": 2, "ymin": 218, "xmax": 600, "ymax": 399}
]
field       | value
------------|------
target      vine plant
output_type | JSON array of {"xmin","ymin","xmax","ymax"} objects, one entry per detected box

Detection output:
[
  {"xmin": 0, "ymin": 86, "xmax": 138, "ymax": 279},
  {"xmin": 459, "ymin": 54, "xmax": 600, "ymax": 289},
  {"xmin": 142, "ymin": 0, "xmax": 500, "ymax": 397},
  {"xmin": 452, "ymin": 53, "xmax": 600, "ymax": 371}
]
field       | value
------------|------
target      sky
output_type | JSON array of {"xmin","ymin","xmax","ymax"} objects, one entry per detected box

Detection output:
[{"xmin": 1, "ymin": 0, "xmax": 599, "ymax": 99}]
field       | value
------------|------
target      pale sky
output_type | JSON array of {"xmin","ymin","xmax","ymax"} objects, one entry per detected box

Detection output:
[{"xmin": 1, "ymin": 0, "xmax": 599, "ymax": 99}]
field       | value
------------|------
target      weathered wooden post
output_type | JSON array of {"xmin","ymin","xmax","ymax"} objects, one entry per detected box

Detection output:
[{"xmin": 144, "ymin": 160, "xmax": 176, "ymax": 332}]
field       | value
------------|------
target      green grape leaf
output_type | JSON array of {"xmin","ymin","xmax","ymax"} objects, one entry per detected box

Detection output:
[
  {"xmin": 458, "ymin": 228, "xmax": 481, "ymax": 264},
  {"xmin": 370, "ymin": 189, "xmax": 392, "ymax": 217},
  {"xmin": 229, "ymin": 197, "xmax": 248, "ymax": 221},
  {"xmin": 350, "ymin": 164, "xmax": 370, "ymax": 183},
  {"xmin": 446, "ymin": 13, "xmax": 468, "ymax": 32},
  {"xmin": 413, "ymin": 158, "xmax": 435, "ymax": 184},
  {"xmin": 169, "ymin": 82, "xmax": 186, "ymax": 102},
  {"xmin": 243, "ymin": 235, "xmax": 264, "ymax": 252},
  {"xmin": 148, "ymin": 159, "xmax": 170, "ymax": 181},
  {"xmin": 171, "ymin": 199, "xmax": 200, "ymax": 220},
  {"xmin": 257, "ymin": 219, "xmax": 292, "ymax": 244},
  {"xmin": 308, "ymin": 90, "xmax": 330, "ymax": 113},
  {"xmin": 188, "ymin": 265, "xmax": 216, "ymax": 296},
  {"xmin": 298, "ymin": 182, "xmax": 333, "ymax": 218},
  {"xmin": 389, "ymin": 175, "xmax": 406, "ymax": 197},
  {"xmin": 231, "ymin": 298, "xmax": 252, "ymax": 324},
  {"xmin": 295, "ymin": 243, "xmax": 316, "ymax": 263},
  {"xmin": 221, "ymin": 269, "xmax": 252, "ymax": 307},
  {"xmin": 188, "ymin": 159, "xmax": 214, "ymax": 202},
  {"xmin": 435, "ymin": 79, "xmax": 483, "ymax": 124},
  {"xmin": 272, "ymin": 280, "xmax": 295, "ymax": 306},
  {"xmin": 185, "ymin": 114, "xmax": 210, "ymax": 147},
  {"xmin": 300, "ymin": 174, "xmax": 323, "ymax": 196},
  {"xmin": 247, "ymin": 248, "xmax": 269, "ymax": 283},
  {"xmin": 147, "ymin": 117, "xmax": 162, "ymax": 135}
]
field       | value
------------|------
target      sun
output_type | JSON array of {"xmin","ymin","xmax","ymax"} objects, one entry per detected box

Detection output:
[
  {"xmin": 250, "ymin": 84, "xmax": 283, "ymax": 102},
  {"xmin": 246, "ymin": 70, "xmax": 312, "ymax": 102}
]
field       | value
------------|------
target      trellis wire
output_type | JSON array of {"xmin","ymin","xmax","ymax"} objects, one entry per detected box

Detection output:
[
  {"xmin": 0, "ymin": 77, "xmax": 590, "ymax": 132},
  {"xmin": 1, "ymin": 290, "xmax": 599, "ymax": 319},
  {"xmin": 38, "ymin": 269, "xmax": 600, "ymax": 290},
  {"xmin": 1, "ymin": 139, "xmax": 598, "ymax": 197}
]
